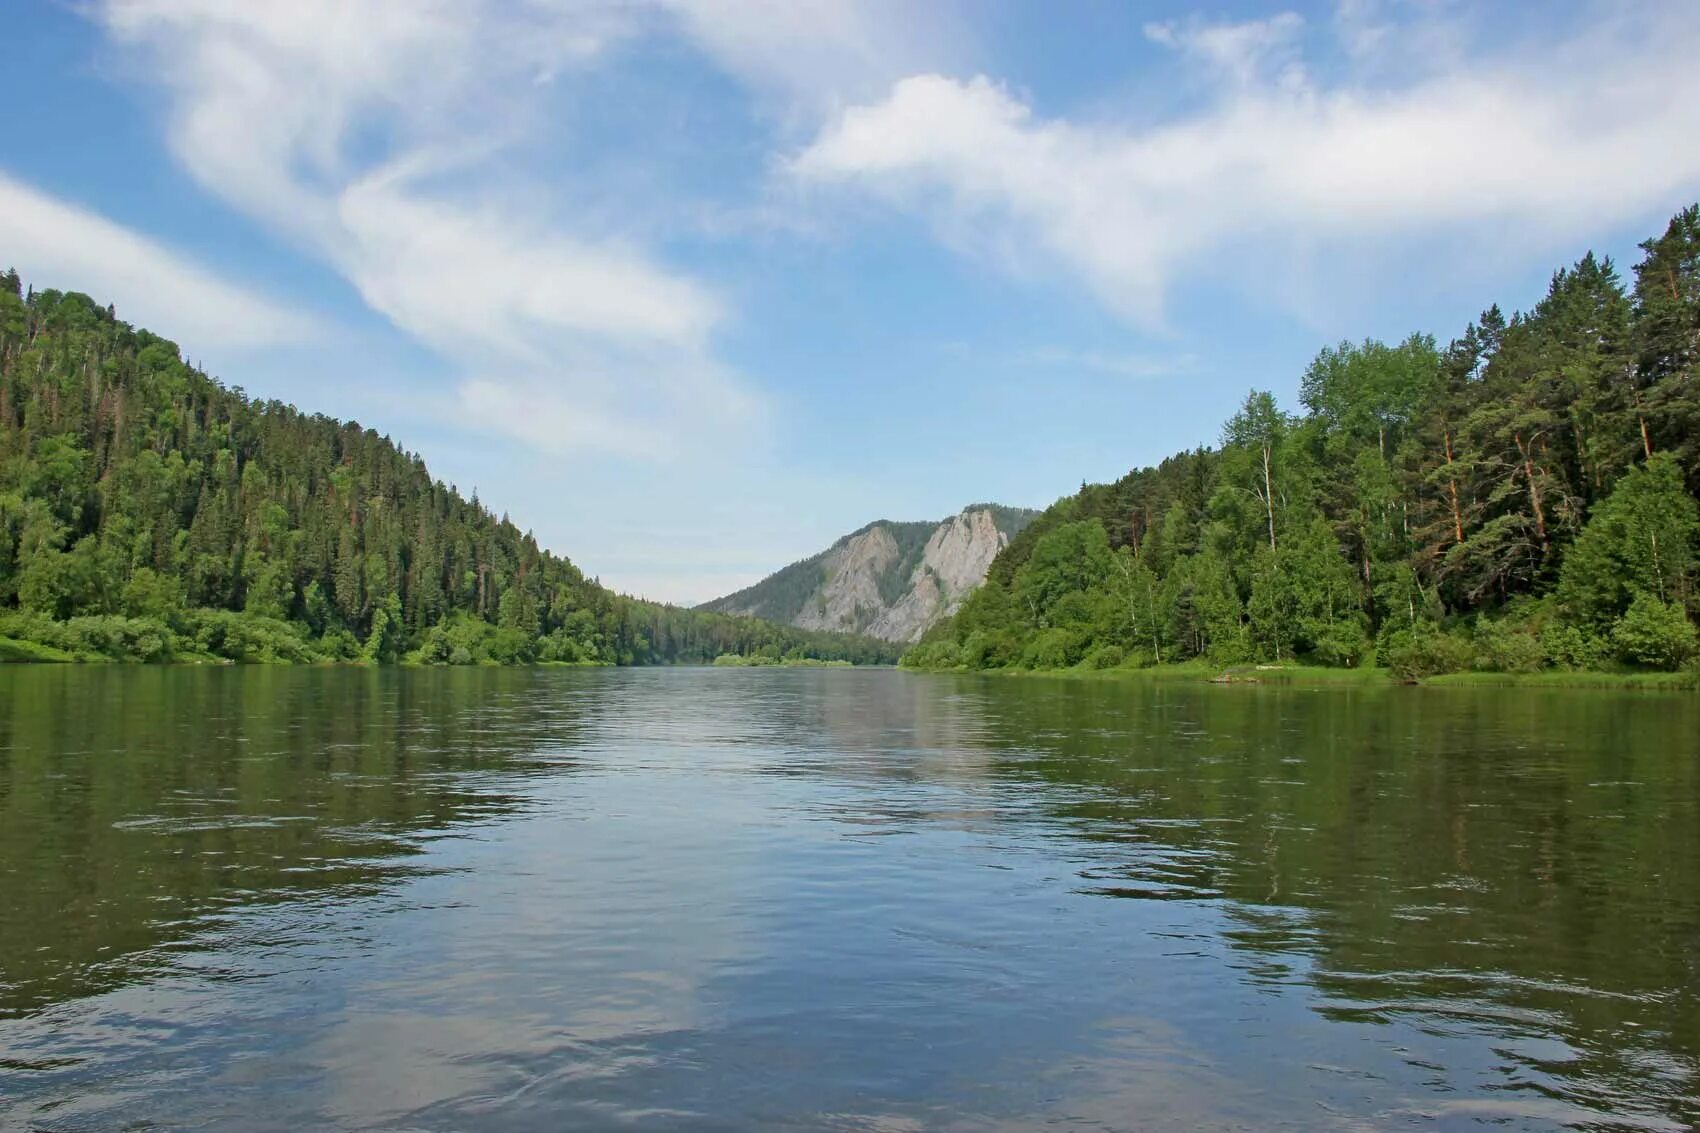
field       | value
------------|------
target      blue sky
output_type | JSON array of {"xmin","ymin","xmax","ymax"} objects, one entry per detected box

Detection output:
[{"xmin": 5, "ymin": 1, "xmax": 1700, "ymax": 604}]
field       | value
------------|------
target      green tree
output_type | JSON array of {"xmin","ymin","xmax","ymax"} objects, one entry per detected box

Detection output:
[
  {"xmin": 1557, "ymin": 453, "xmax": 1698, "ymax": 633},
  {"xmin": 1632, "ymin": 205, "xmax": 1700, "ymax": 477}
]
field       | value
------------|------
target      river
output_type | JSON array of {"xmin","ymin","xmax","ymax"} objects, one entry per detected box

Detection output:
[{"xmin": 1, "ymin": 666, "xmax": 1696, "ymax": 1130}]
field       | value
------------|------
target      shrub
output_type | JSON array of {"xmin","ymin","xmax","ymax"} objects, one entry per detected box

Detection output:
[
  {"xmin": 1082, "ymin": 643, "xmax": 1125, "ymax": 669},
  {"xmin": 1020, "ymin": 627, "xmax": 1080, "ymax": 670},
  {"xmin": 962, "ymin": 629, "xmax": 1020, "ymax": 669},
  {"xmin": 1473, "ymin": 618, "xmax": 1546, "ymax": 673},
  {"xmin": 1309, "ymin": 622, "xmax": 1370, "ymax": 668},
  {"xmin": 187, "ymin": 610, "xmax": 318, "ymax": 663},
  {"xmin": 1611, "ymin": 594, "xmax": 1699, "ymax": 670},
  {"xmin": 900, "ymin": 640, "xmax": 964, "ymax": 670},
  {"xmin": 1382, "ymin": 625, "xmax": 1474, "ymax": 680},
  {"xmin": 1540, "ymin": 621, "xmax": 1609, "ymax": 670},
  {"xmin": 0, "ymin": 611, "xmax": 178, "ymax": 661}
]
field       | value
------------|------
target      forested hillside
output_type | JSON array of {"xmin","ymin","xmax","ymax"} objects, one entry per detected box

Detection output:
[
  {"xmin": 0, "ymin": 274, "xmax": 898, "ymax": 665},
  {"xmin": 906, "ymin": 204, "xmax": 1700, "ymax": 678}
]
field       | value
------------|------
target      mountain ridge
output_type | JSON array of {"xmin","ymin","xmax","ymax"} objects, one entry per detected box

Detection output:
[{"xmin": 701, "ymin": 504, "xmax": 1038, "ymax": 642}]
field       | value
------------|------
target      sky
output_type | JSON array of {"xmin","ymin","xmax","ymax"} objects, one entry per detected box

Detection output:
[{"xmin": 5, "ymin": 1, "xmax": 1700, "ymax": 605}]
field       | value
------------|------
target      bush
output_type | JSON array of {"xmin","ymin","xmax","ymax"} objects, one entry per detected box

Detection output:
[
  {"xmin": 1382, "ymin": 625, "xmax": 1474, "ymax": 680},
  {"xmin": 1082, "ymin": 643, "xmax": 1125, "ymax": 669},
  {"xmin": 0, "ymin": 610, "xmax": 178, "ymax": 661},
  {"xmin": 0, "ymin": 610, "xmax": 73, "ymax": 653},
  {"xmin": 1611, "ymin": 594, "xmax": 1699, "ymax": 669},
  {"xmin": 0, "ymin": 635, "xmax": 76, "ymax": 662},
  {"xmin": 1020, "ymin": 627, "xmax": 1080, "ymax": 670},
  {"xmin": 1473, "ymin": 618, "xmax": 1546, "ymax": 673},
  {"xmin": 1309, "ymin": 622, "xmax": 1370, "ymax": 668},
  {"xmin": 186, "ymin": 609, "xmax": 319, "ymax": 663},
  {"xmin": 900, "ymin": 640, "xmax": 965, "ymax": 670},
  {"xmin": 318, "ymin": 627, "xmax": 362, "ymax": 660},
  {"xmin": 1540, "ymin": 621, "xmax": 1609, "ymax": 670},
  {"xmin": 962, "ymin": 629, "xmax": 1020, "ymax": 669}
]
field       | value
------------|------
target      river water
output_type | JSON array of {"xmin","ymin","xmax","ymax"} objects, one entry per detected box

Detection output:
[{"xmin": 1, "ymin": 666, "xmax": 1696, "ymax": 1131}]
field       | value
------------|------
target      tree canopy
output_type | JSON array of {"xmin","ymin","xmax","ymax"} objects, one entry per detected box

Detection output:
[
  {"xmin": 906, "ymin": 203, "xmax": 1700, "ymax": 677},
  {"xmin": 0, "ymin": 275, "xmax": 899, "ymax": 666}
]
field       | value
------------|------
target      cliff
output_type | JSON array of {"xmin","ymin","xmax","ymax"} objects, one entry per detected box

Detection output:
[{"xmin": 702, "ymin": 505, "xmax": 1037, "ymax": 643}]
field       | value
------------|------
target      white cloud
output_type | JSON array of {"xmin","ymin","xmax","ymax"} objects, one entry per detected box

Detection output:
[
  {"xmin": 94, "ymin": 0, "xmax": 749, "ymax": 458},
  {"xmin": 0, "ymin": 172, "xmax": 314, "ymax": 350},
  {"xmin": 1142, "ymin": 11, "xmax": 1306, "ymax": 88},
  {"xmin": 792, "ymin": 5, "xmax": 1700, "ymax": 327},
  {"xmin": 655, "ymin": 0, "xmax": 971, "ymax": 111}
]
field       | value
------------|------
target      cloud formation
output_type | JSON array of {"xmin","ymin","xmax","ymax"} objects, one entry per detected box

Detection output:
[
  {"xmin": 792, "ymin": 5, "xmax": 1700, "ymax": 326},
  {"xmin": 96, "ymin": 0, "xmax": 746, "ymax": 458},
  {"xmin": 0, "ymin": 172, "xmax": 314, "ymax": 350}
]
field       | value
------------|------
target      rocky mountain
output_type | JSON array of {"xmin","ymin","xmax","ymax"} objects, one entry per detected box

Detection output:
[{"xmin": 701, "ymin": 505, "xmax": 1038, "ymax": 643}]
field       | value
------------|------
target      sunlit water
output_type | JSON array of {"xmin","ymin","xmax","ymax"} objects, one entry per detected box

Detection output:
[{"xmin": 1, "ymin": 666, "xmax": 1696, "ymax": 1131}]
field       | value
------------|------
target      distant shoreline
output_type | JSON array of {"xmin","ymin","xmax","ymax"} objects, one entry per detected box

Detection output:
[{"xmin": 901, "ymin": 660, "xmax": 1700, "ymax": 691}]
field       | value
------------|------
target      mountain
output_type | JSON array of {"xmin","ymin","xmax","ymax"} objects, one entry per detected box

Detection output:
[
  {"xmin": 0, "ymin": 272, "xmax": 899, "ymax": 665},
  {"xmin": 701, "ymin": 505, "xmax": 1038, "ymax": 642},
  {"xmin": 905, "ymin": 203, "xmax": 1700, "ymax": 679}
]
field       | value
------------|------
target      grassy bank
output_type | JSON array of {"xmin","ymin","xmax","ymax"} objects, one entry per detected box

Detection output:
[
  {"xmin": 907, "ymin": 660, "xmax": 1699, "ymax": 690},
  {"xmin": 1420, "ymin": 668, "xmax": 1699, "ymax": 690},
  {"xmin": 0, "ymin": 636, "xmax": 80, "ymax": 663},
  {"xmin": 712, "ymin": 654, "xmax": 855, "ymax": 668}
]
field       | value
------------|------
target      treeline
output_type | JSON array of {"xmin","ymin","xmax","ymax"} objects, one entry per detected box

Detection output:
[
  {"xmin": 906, "ymin": 204, "xmax": 1700, "ymax": 678},
  {"xmin": 0, "ymin": 275, "xmax": 898, "ymax": 665}
]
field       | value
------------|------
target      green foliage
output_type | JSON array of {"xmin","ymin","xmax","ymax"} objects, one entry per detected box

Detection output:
[
  {"xmin": 1472, "ymin": 615, "xmax": 1548, "ymax": 673},
  {"xmin": 1557, "ymin": 453, "xmax": 1697, "ymax": 631},
  {"xmin": 1082, "ymin": 643, "xmax": 1125, "ymax": 670},
  {"xmin": 1020, "ymin": 626, "xmax": 1080, "ymax": 670},
  {"xmin": 0, "ymin": 280, "xmax": 899, "ymax": 667},
  {"xmin": 710, "ymin": 652, "xmax": 853, "ymax": 668},
  {"xmin": 1013, "ymin": 521, "xmax": 1113, "ymax": 621},
  {"xmin": 899, "ymin": 639, "xmax": 964, "ymax": 670},
  {"xmin": 1611, "ymin": 594, "xmax": 1698, "ymax": 669},
  {"xmin": 902, "ymin": 205, "xmax": 1700, "ymax": 679},
  {"xmin": 1382, "ymin": 625, "xmax": 1475, "ymax": 680},
  {"xmin": 1540, "ymin": 621, "xmax": 1610, "ymax": 671}
]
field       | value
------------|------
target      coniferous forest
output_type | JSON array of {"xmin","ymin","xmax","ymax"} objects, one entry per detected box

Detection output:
[
  {"xmin": 0, "ymin": 274, "xmax": 899, "ymax": 665},
  {"xmin": 905, "ymin": 204, "xmax": 1700, "ymax": 679}
]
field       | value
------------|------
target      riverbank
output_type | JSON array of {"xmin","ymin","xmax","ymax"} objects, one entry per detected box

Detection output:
[
  {"xmin": 905, "ymin": 659, "xmax": 1700, "ymax": 690},
  {"xmin": 0, "ymin": 635, "xmax": 872, "ymax": 670},
  {"xmin": 711, "ymin": 654, "xmax": 854, "ymax": 667}
]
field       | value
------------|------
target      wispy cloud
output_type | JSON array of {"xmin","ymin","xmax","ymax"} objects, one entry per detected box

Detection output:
[
  {"xmin": 1142, "ymin": 11, "xmax": 1306, "ymax": 88},
  {"xmin": 1012, "ymin": 346, "xmax": 1198, "ymax": 380},
  {"xmin": 0, "ymin": 171, "xmax": 315, "ymax": 351},
  {"xmin": 655, "ymin": 0, "xmax": 972, "ymax": 112},
  {"xmin": 94, "ymin": 0, "xmax": 754, "ymax": 459},
  {"xmin": 791, "ymin": 4, "xmax": 1700, "ymax": 327}
]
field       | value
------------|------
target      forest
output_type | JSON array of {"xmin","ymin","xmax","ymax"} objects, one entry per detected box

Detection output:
[
  {"xmin": 905, "ymin": 204, "xmax": 1700, "ymax": 679},
  {"xmin": 0, "ymin": 275, "xmax": 899, "ymax": 666}
]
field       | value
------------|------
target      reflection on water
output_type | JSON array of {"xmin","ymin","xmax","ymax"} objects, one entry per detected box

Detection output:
[{"xmin": 0, "ymin": 666, "xmax": 1696, "ymax": 1131}]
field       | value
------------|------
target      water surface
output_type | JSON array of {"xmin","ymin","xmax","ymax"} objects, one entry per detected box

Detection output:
[{"xmin": 1, "ymin": 666, "xmax": 1696, "ymax": 1130}]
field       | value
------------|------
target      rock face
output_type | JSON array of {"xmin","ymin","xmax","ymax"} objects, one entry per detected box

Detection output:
[{"xmin": 702, "ymin": 505, "xmax": 1036, "ymax": 643}]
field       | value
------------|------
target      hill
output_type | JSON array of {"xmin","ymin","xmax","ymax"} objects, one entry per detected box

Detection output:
[
  {"xmin": 0, "ymin": 272, "xmax": 899, "ymax": 665},
  {"xmin": 905, "ymin": 204, "xmax": 1700, "ymax": 679},
  {"xmin": 702, "ymin": 505, "xmax": 1037, "ymax": 642}
]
